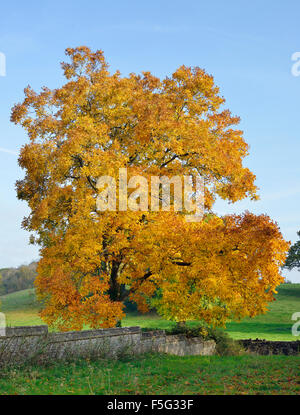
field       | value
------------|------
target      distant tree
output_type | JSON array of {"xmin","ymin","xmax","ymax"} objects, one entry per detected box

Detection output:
[
  {"xmin": 284, "ymin": 231, "xmax": 300, "ymax": 271},
  {"xmin": 0, "ymin": 262, "xmax": 37, "ymax": 295}
]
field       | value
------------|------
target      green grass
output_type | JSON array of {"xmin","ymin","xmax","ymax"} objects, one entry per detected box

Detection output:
[
  {"xmin": 0, "ymin": 354, "xmax": 299, "ymax": 395},
  {"xmin": 226, "ymin": 283, "xmax": 300, "ymax": 341},
  {"xmin": 1, "ymin": 284, "xmax": 300, "ymax": 340},
  {"xmin": 0, "ymin": 288, "xmax": 44, "ymax": 327},
  {"xmin": 0, "ymin": 286, "xmax": 299, "ymax": 396}
]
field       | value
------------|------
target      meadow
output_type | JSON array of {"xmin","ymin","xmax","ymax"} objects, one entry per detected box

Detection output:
[
  {"xmin": 0, "ymin": 284, "xmax": 299, "ymax": 395},
  {"xmin": 0, "ymin": 354, "xmax": 299, "ymax": 395},
  {"xmin": 1, "ymin": 283, "xmax": 299, "ymax": 341}
]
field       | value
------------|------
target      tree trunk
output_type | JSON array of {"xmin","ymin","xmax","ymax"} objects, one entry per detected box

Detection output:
[{"xmin": 176, "ymin": 321, "xmax": 187, "ymax": 330}]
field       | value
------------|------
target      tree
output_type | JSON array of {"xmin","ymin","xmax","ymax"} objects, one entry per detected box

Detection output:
[
  {"xmin": 0, "ymin": 262, "xmax": 37, "ymax": 295},
  {"xmin": 11, "ymin": 47, "xmax": 289, "ymax": 331},
  {"xmin": 284, "ymin": 230, "xmax": 300, "ymax": 271}
]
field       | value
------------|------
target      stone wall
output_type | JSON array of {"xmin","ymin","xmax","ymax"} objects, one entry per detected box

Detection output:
[
  {"xmin": 163, "ymin": 335, "xmax": 216, "ymax": 356},
  {"xmin": 0, "ymin": 326, "xmax": 48, "ymax": 364},
  {"xmin": 241, "ymin": 339, "xmax": 300, "ymax": 356},
  {"xmin": 1, "ymin": 326, "xmax": 299, "ymax": 366},
  {"xmin": 141, "ymin": 331, "xmax": 215, "ymax": 356},
  {"xmin": 0, "ymin": 326, "xmax": 216, "ymax": 366}
]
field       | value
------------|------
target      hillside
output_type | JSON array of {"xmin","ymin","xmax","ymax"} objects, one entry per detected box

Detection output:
[
  {"xmin": 0, "ymin": 284, "xmax": 299, "ymax": 340},
  {"xmin": 0, "ymin": 262, "xmax": 37, "ymax": 295}
]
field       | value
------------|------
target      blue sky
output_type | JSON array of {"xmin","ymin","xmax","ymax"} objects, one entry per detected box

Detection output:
[{"xmin": 0, "ymin": 0, "xmax": 299, "ymax": 281}]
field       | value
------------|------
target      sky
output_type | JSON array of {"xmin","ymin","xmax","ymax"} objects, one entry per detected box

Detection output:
[{"xmin": 0, "ymin": 0, "xmax": 299, "ymax": 282}]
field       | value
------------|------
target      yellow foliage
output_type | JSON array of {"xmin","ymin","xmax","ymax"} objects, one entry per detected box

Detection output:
[{"xmin": 11, "ymin": 47, "xmax": 289, "ymax": 330}]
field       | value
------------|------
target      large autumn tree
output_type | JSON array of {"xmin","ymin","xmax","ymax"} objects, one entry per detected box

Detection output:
[{"xmin": 11, "ymin": 47, "xmax": 289, "ymax": 331}]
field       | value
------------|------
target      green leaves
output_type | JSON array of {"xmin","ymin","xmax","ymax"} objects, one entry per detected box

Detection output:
[{"xmin": 284, "ymin": 230, "xmax": 300, "ymax": 271}]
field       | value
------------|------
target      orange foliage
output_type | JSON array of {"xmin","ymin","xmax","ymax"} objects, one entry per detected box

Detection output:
[{"xmin": 11, "ymin": 47, "xmax": 289, "ymax": 331}]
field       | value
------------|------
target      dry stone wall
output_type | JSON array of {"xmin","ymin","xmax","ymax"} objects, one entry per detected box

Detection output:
[
  {"xmin": 0, "ymin": 326, "xmax": 216, "ymax": 365},
  {"xmin": 240, "ymin": 339, "xmax": 300, "ymax": 355}
]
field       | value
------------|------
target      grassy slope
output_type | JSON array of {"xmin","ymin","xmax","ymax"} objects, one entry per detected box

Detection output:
[
  {"xmin": 0, "ymin": 354, "xmax": 299, "ymax": 395},
  {"xmin": 0, "ymin": 284, "xmax": 299, "ymax": 340},
  {"xmin": 0, "ymin": 288, "xmax": 44, "ymax": 327}
]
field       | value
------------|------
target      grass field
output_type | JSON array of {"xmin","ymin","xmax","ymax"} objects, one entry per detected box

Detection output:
[
  {"xmin": 1, "ymin": 283, "xmax": 299, "ymax": 340},
  {"xmin": 0, "ymin": 354, "xmax": 299, "ymax": 395},
  {"xmin": 0, "ymin": 284, "xmax": 299, "ymax": 396}
]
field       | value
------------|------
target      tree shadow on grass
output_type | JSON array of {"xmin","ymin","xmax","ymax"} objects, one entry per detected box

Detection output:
[{"xmin": 277, "ymin": 285, "xmax": 300, "ymax": 299}]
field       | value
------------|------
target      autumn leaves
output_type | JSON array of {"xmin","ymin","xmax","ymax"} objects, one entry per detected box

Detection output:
[{"xmin": 11, "ymin": 47, "xmax": 289, "ymax": 330}]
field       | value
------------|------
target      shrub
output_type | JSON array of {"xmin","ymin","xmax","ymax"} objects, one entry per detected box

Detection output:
[{"xmin": 207, "ymin": 328, "xmax": 245, "ymax": 356}]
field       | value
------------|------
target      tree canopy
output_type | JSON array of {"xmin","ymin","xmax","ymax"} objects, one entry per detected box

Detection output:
[
  {"xmin": 11, "ymin": 47, "xmax": 289, "ymax": 331},
  {"xmin": 284, "ymin": 231, "xmax": 300, "ymax": 271}
]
